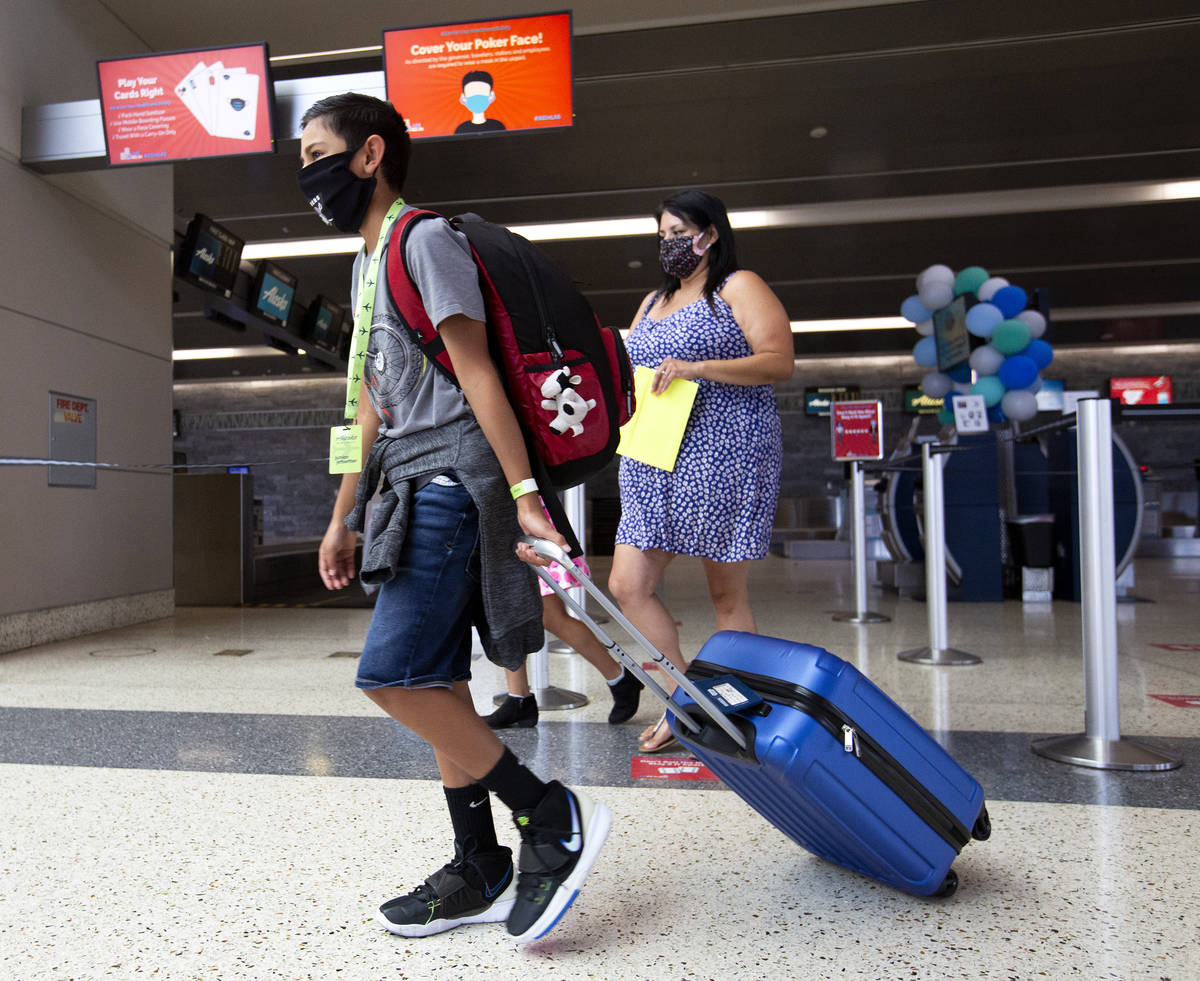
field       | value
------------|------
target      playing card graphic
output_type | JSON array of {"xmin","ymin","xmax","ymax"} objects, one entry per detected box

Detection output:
[
  {"xmin": 175, "ymin": 60, "xmax": 257, "ymax": 140},
  {"xmin": 213, "ymin": 71, "xmax": 259, "ymax": 140},
  {"xmin": 175, "ymin": 61, "xmax": 211, "ymax": 131}
]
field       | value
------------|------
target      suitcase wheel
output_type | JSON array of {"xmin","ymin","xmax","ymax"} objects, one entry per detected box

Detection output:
[
  {"xmin": 932, "ymin": 870, "xmax": 958, "ymax": 899},
  {"xmin": 971, "ymin": 807, "xmax": 992, "ymax": 841}
]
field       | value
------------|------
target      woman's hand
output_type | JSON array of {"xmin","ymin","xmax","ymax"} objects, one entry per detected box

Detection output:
[
  {"xmin": 318, "ymin": 522, "xmax": 358, "ymax": 590},
  {"xmin": 513, "ymin": 495, "xmax": 570, "ymax": 566},
  {"xmin": 651, "ymin": 357, "xmax": 704, "ymax": 395}
]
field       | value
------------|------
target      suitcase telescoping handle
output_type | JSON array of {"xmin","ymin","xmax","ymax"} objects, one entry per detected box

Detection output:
[{"xmin": 520, "ymin": 537, "xmax": 747, "ymax": 750}]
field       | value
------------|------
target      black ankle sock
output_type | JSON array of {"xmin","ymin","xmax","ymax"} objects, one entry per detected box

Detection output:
[
  {"xmin": 478, "ymin": 747, "xmax": 549, "ymax": 812},
  {"xmin": 443, "ymin": 783, "xmax": 500, "ymax": 853}
]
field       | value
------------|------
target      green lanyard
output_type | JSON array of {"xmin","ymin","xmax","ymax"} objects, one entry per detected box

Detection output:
[{"xmin": 342, "ymin": 197, "xmax": 406, "ymax": 420}]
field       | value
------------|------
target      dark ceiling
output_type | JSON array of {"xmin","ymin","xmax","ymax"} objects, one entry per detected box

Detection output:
[{"xmin": 168, "ymin": 0, "xmax": 1200, "ymax": 379}]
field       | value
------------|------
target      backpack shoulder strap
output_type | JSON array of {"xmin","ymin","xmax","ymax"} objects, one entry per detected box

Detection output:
[{"xmin": 383, "ymin": 208, "xmax": 458, "ymax": 383}]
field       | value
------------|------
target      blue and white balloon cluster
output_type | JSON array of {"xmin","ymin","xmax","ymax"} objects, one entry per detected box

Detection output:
[{"xmin": 901, "ymin": 264, "xmax": 1052, "ymax": 425}]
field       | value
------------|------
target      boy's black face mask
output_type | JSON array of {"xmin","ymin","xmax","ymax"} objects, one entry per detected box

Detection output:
[{"xmin": 296, "ymin": 146, "xmax": 376, "ymax": 234}]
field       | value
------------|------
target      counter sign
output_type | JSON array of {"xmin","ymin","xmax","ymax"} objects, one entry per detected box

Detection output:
[{"xmin": 831, "ymin": 400, "xmax": 884, "ymax": 462}]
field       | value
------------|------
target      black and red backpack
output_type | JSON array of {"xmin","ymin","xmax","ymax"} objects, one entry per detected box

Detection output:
[{"xmin": 384, "ymin": 209, "xmax": 635, "ymax": 551}]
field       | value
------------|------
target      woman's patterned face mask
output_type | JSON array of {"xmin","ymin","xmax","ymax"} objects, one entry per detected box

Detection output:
[{"xmin": 658, "ymin": 233, "xmax": 709, "ymax": 279}]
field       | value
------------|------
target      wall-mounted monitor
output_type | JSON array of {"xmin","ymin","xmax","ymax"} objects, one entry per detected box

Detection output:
[
  {"xmin": 382, "ymin": 12, "xmax": 573, "ymax": 140},
  {"xmin": 175, "ymin": 213, "xmax": 244, "ymax": 297},
  {"xmin": 804, "ymin": 386, "xmax": 861, "ymax": 417},
  {"xmin": 250, "ymin": 261, "xmax": 298, "ymax": 327},
  {"xmin": 96, "ymin": 43, "xmax": 274, "ymax": 166},
  {"xmin": 302, "ymin": 296, "xmax": 347, "ymax": 352},
  {"xmin": 335, "ymin": 315, "xmax": 355, "ymax": 361},
  {"xmin": 904, "ymin": 389, "xmax": 944, "ymax": 414},
  {"xmin": 1110, "ymin": 375, "xmax": 1172, "ymax": 405}
]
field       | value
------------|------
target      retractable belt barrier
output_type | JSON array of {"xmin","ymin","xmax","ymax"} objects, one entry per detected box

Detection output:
[{"xmin": 1, "ymin": 456, "xmax": 328, "ymax": 474}]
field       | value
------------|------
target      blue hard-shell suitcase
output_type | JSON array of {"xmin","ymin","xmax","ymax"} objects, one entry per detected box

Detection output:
[
  {"xmin": 521, "ymin": 538, "xmax": 990, "ymax": 899},
  {"xmin": 669, "ymin": 631, "xmax": 990, "ymax": 897}
]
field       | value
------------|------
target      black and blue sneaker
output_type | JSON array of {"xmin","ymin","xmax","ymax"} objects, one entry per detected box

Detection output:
[
  {"xmin": 376, "ymin": 842, "xmax": 515, "ymax": 938},
  {"xmin": 507, "ymin": 782, "xmax": 611, "ymax": 944}
]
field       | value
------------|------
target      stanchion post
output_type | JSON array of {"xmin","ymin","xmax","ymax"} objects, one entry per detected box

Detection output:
[
  {"xmin": 832, "ymin": 460, "xmax": 889, "ymax": 624},
  {"xmin": 1032, "ymin": 399, "xmax": 1180, "ymax": 770},
  {"xmin": 899, "ymin": 443, "xmax": 981, "ymax": 666}
]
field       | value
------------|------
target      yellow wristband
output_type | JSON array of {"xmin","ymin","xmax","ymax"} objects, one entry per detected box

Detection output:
[{"xmin": 510, "ymin": 478, "xmax": 539, "ymax": 500}]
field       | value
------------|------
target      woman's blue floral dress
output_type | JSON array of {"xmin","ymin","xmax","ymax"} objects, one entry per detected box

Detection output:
[{"xmin": 616, "ymin": 279, "xmax": 782, "ymax": 561}]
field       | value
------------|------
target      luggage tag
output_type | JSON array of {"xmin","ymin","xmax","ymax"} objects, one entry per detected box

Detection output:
[{"xmin": 699, "ymin": 674, "xmax": 764, "ymax": 716}]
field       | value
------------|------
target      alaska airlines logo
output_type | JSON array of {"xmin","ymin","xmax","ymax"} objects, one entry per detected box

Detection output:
[
  {"xmin": 261, "ymin": 285, "xmax": 291, "ymax": 312},
  {"xmin": 194, "ymin": 247, "xmax": 216, "ymax": 266}
]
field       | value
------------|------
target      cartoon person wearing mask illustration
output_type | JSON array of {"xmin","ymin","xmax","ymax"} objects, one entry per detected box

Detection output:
[{"xmin": 454, "ymin": 70, "xmax": 507, "ymax": 134}]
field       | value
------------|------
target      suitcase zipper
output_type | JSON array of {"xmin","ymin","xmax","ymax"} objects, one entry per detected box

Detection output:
[{"xmin": 687, "ymin": 660, "xmax": 971, "ymax": 852}]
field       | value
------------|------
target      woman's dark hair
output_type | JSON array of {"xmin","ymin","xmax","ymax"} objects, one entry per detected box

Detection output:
[
  {"xmin": 299, "ymin": 93, "xmax": 411, "ymax": 193},
  {"xmin": 655, "ymin": 188, "xmax": 739, "ymax": 307}
]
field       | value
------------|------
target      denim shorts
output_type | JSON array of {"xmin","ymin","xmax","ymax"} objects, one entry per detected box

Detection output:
[{"xmin": 356, "ymin": 476, "xmax": 481, "ymax": 690}]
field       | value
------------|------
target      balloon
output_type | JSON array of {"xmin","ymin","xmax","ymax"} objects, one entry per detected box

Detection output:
[
  {"xmin": 992, "ymin": 285, "xmax": 1028, "ymax": 318},
  {"xmin": 1023, "ymin": 338, "xmax": 1054, "ymax": 369},
  {"xmin": 918, "ymin": 280, "xmax": 954, "ymax": 311},
  {"xmin": 969, "ymin": 344, "xmax": 1005, "ymax": 376},
  {"xmin": 977, "ymin": 276, "xmax": 1009, "ymax": 302},
  {"xmin": 922, "ymin": 372, "xmax": 954, "ymax": 398},
  {"xmin": 1027, "ymin": 376, "xmax": 1043, "ymax": 394},
  {"xmin": 1016, "ymin": 309, "xmax": 1047, "ymax": 338},
  {"xmin": 971, "ymin": 375, "xmax": 1006, "ymax": 407},
  {"xmin": 987, "ymin": 403, "xmax": 1008, "ymax": 424},
  {"xmin": 913, "ymin": 336, "xmax": 938, "ymax": 367},
  {"xmin": 947, "ymin": 362, "xmax": 973, "ymax": 383},
  {"xmin": 937, "ymin": 407, "xmax": 957, "ymax": 426},
  {"xmin": 918, "ymin": 264, "xmax": 955, "ymax": 287},
  {"xmin": 1001, "ymin": 388, "xmax": 1039, "ymax": 422},
  {"xmin": 992, "ymin": 319, "xmax": 1032, "ymax": 355},
  {"xmin": 953, "ymin": 265, "xmax": 989, "ymax": 296},
  {"xmin": 965, "ymin": 302, "xmax": 1003, "ymax": 338},
  {"xmin": 997, "ymin": 355, "xmax": 1038, "ymax": 391},
  {"xmin": 901, "ymin": 294, "xmax": 933, "ymax": 324},
  {"xmin": 915, "ymin": 318, "xmax": 934, "ymax": 336},
  {"xmin": 952, "ymin": 378, "xmax": 974, "ymax": 394}
]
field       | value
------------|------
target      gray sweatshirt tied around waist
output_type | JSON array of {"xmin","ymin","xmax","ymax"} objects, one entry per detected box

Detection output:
[{"xmin": 344, "ymin": 416, "xmax": 543, "ymax": 670}]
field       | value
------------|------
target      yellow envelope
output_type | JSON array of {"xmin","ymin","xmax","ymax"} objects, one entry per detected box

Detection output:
[{"xmin": 616, "ymin": 365, "xmax": 699, "ymax": 472}]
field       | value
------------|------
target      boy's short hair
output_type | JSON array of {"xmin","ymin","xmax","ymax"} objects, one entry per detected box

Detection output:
[
  {"xmin": 461, "ymin": 70, "xmax": 495, "ymax": 90},
  {"xmin": 300, "ymin": 93, "xmax": 411, "ymax": 193}
]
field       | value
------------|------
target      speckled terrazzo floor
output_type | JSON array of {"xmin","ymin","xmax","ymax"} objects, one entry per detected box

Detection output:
[{"xmin": 1, "ymin": 554, "xmax": 1198, "ymax": 980}]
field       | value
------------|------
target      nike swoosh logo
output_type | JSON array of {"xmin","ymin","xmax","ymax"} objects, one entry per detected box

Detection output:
[
  {"xmin": 484, "ymin": 864, "xmax": 512, "ymax": 899},
  {"xmin": 468, "ymin": 798, "xmax": 488, "ymax": 808},
  {"xmin": 559, "ymin": 793, "xmax": 583, "ymax": 853}
]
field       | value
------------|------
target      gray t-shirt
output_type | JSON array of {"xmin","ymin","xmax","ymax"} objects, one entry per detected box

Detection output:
[{"xmin": 353, "ymin": 205, "xmax": 486, "ymax": 439}]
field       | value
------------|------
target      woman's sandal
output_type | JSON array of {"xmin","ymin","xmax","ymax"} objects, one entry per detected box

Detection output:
[{"xmin": 637, "ymin": 713, "xmax": 679, "ymax": 755}]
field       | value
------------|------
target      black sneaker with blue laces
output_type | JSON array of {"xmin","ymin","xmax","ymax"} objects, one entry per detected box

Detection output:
[
  {"xmin": 376, "ymin": 842, "xmax": 515, "ymax": 938},
  {"xmin": 506, "ymin": 782, "xmax": 611, "ymax": 944}
]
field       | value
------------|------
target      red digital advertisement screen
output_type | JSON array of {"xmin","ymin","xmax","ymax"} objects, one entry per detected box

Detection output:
[
  {"xmin": 382, "ymin": 12, "xmax": 573, "ymax": 140},
  {"xmin": 96, "ymin": 43, "xmax": 274, "ymax": 166},
  {"xmin": 1109, "ymin": 375, "xmax": 1173, "ymax": 405}
]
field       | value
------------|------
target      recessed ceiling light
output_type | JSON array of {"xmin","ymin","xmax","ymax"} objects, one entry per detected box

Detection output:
[
  {"xmin": 810, "ymin": 126, "xmax": 828, "ymax": 139},
  {"xmin": 628, "ymin": 259, "xmax": 643, "ymax": 269}
]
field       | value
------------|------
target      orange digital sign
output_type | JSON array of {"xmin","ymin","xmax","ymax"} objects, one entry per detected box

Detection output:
[
  {"xmin": 97, "ymin": 44, "xmax": 274, "ymax": 165},
  {"xmin": 383, "ymin": 12, "xmax": 573, "ymax": 140}
]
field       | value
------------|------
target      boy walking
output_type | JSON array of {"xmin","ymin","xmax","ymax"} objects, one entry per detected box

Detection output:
[{"xmin": 297, "ymin": 93, "xmax": 608, "ymax": 943}]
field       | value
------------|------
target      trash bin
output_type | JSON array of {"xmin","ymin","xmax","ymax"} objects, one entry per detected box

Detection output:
[{"xmin": 1008, "ymin": 515, "xmax": 1055, "ymax": 568}]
